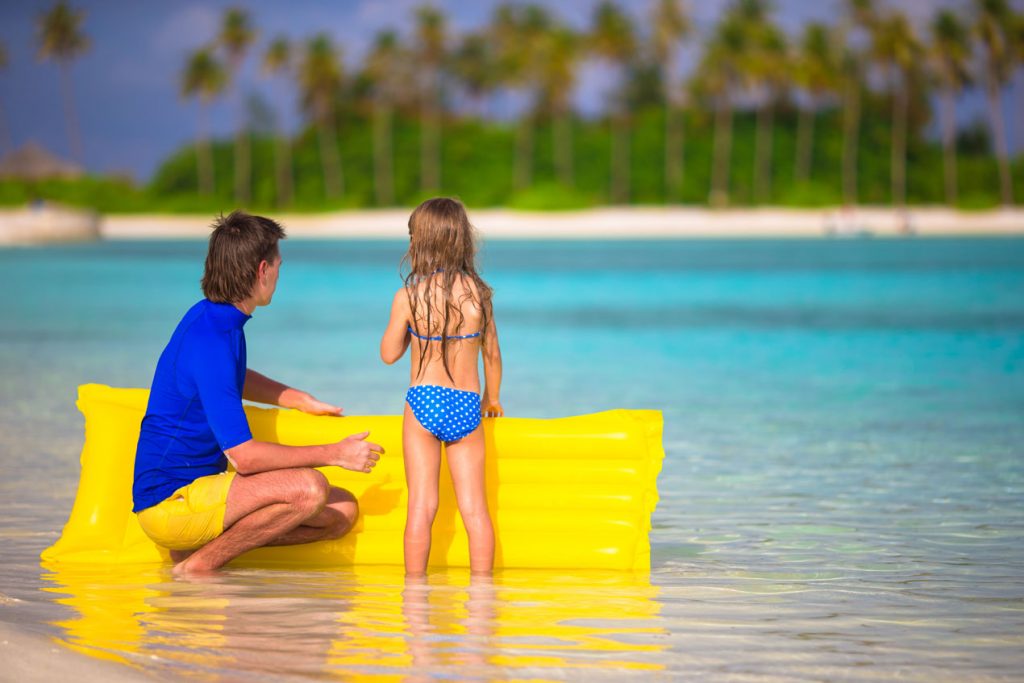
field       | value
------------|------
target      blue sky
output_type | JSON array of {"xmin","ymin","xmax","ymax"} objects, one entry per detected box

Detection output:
[{"xmin": 0, "ymin": 0, "xmax": 1020, "ymax": 181}]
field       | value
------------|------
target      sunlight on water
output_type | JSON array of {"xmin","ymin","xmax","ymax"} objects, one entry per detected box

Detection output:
[
  {"xmin": 1, "ymin": 238, "xmax": 1023, "ymax": 680},
  {"xmin": 41, "ymin": 565, "xmax": 665, "ymax": 681}
]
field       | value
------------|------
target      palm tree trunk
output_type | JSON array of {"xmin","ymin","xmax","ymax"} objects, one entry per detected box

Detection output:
[
  {"xmin": 233, "ymin": 85, "xmax": 251, "ymax": 205},
  {"xmin": 985, "ymin": 79, "xmax": 1014, "ymax": 206},
  {"xmin": 318, "ymin": 116, "xmax": 342, "ymax": 200},
  {"xmin": 892, "ymin": 81, "xmax": 908, "ymax": 210},
  {"xmin": 514, "ymin": 112, "xmax": 534, "ymax": 190},
  {"xmin": 940, "ymin": 88, "xmax": 957, "ymax": 206},
  {"xmin": 0, "ymin": 102, "xmax": 10, "ymax": 155},
  {"xmin": 554, "ymin": 109, "xmax": 573, "ymax": 187},
  {"xmin": 611, "ymin": 115, "xmax": 630, "ymax": 204},
  {"xmin": 754, "ymin": 105, "xmax": 764, "ymax": 202},
  {"xmin": 197, "ymin": 104, "xmax": 214, "ymax": 196},
  {"xmin": 235, "ymin": 129, "xmax": 251, "ymax": 205},
  {"xmin": 373, "ymin": 102, "xmax": 394, "ymax": 206},
  {"xmin": 795, "ymin": 104, "xmax": 815, "ymax": 183},
  {"xmin": 424, "ymin": 108, "xmax": 441, "ymax": 192},
  {"xmin": 755, "ymin": 100, "xmax": 774, "ymax": 203},
  {"xmin": 273, "ymin": 131, "xmax": 293, "ymax": 207},
  {"xmin": 59, "ymin": 63, "xmax": 83, "ymax": 164},
  {"xmin": 710, "ymin": 96, "xmax": 733, "ymax": 208},
  {"xmin": 665, "ymin": 102, "xmax": 683, "ymax": 203},
  {"xmin": 421, "ymin": 76, "xmax": 441, "ymax": 193},
  {"xmin": 842, "ymin": 79, "xmax": 861, "ymax": 206}
]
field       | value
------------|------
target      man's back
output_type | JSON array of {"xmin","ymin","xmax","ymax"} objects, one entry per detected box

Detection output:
[{"xmin": 132, "ymin": 299, "xmax": 252, "ymax": 512}]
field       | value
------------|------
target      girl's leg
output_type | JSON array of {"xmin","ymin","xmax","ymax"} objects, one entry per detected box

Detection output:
[
  {"xmin": 445, "ymin": 426, "xmax": 494, "ymax": 574},
  {"xmin": 403, "ymin": 401, "xmax": 442, "ymax": 576}
]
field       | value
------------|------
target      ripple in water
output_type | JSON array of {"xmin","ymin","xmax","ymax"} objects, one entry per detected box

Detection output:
[{"xmin": 1, "ymin": 238, "xmax": 1022, "ymax": 680}]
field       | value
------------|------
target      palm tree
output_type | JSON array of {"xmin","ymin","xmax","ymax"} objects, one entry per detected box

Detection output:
[
  {"xmin": 0, "ymin": 42, "xmax": 9, "ymax": 155},
  {"xmin": 1014, "ymin": 13, "xmax": 1024, "ymax": 149},
  {"xmin": 218, "ymin": 7, "xmax": 256, "ymax": 205},
  {"xmin": 414, "ymin": 5, "xmax": 447, "ymax": 193},
  {"xmin": 1015, "ymin": 12, "xmax": 1024, "ymax": 63},
  {"xmin": 738, "ymin": 0, "xmax": 787, "ymax": 204},
  {"xmin": 930, "ymin": 10, "xmax": 971, "ymax": 206},
  {"xmin": 974, "ymin": 0, "xmax": 1016, "ymax": 206},
  {"xmin": 450, "ymin": 31, "xmax": 498, "ymax": 118},
  {"xmin": 793, "ymin": 23, "xmax": 840, "ymax": 184},
  {"xmin": 1015, "ymin": 12, "xmax": 1024, "ymax": 58},
  {"xmin": 181, "ymin": 48, "xmax": 226, "ymax": 196},
  {"xmin": 871, "ymin": 11, "xmax": 922, "ymax": 211},
  {"xmin": 693, "ymin": 12, "xmax": 746, "ymax": 207},
  {"xmin": 262, "ymin": 36, "xmax": 294, "ymax": 207},
  {"xmin": 839, "ymin": 0, "xmax": 876, "ymax": 206},
  {"xmin": 36, "ymin": 1, "xmax": 89, "ymax": 164},
  {"xmin": 536, "ymin": 25, "xmax": 581, "ymax": 187},
  {"xmin": 365, "ymin": 31, "xmax": 408, "ymax": 206},
  {"xmin": 590, "ymin": 1, "xmax": 638, "ymax": 204},
  {"xmin": 298, "ymin": 34, "xmax": 344, "ymax": 200},
  {"xmin": 492, "ymin": 4, "xmax": 552, "ymax": 190},
  {"xmin": 651, "ymin": 0, "xmax": 692, "ymax": 203},
  {"xmin": 491, "ymin": 5, "xmax": 527, "ymax": 189}
]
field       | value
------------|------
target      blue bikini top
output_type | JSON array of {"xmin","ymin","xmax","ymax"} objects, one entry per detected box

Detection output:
[
  {"xmin": 406, "ymin": 269, "xmax": 481, "ymax": 341},
  {"xmin": 408, "ymin": 326, "xmax": 480, "ymax": 341}
]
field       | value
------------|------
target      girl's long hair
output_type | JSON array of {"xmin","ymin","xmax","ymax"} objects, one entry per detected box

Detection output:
[{"xmin": 401, "ymin": 197, "xmax": 493, "ymax": 382}]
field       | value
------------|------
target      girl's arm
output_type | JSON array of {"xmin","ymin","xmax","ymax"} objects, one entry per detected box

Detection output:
[
  {"xmin": 380, "ymin": 287, "xmax": 412, "ymax": 365},
  {"xmin": 481, "ymin": 316, "xmax": 503, "ymax": 417}
]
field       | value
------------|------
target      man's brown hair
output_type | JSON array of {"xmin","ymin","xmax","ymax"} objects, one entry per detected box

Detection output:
[{"xmin": 201, "ymin": 211, "xmax": 286, "ymax": 303}]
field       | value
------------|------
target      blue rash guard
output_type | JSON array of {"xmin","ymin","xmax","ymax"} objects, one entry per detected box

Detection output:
[{"xmin": 132, "ymin": 299, "xmax": 254, "ymax": 512}]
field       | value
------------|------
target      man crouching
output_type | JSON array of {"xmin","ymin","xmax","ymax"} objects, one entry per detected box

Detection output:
[{"xmin": 132, "ymin": 211, "xmax": 382, "ymax": 574}]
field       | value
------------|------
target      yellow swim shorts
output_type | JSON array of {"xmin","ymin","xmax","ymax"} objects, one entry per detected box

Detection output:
[{"xmin": 136, "ymin": 471, "xmax": 236, "ymax": 551}]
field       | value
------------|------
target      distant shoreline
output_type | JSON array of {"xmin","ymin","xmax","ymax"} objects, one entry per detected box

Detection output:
[
  {"xmin": 4, "ymin": 205, "xmax": 1024, "ymax": 245},
  {"xmin": 101, "ymin": 207, "xmax": 1024, "ymax": 240}
]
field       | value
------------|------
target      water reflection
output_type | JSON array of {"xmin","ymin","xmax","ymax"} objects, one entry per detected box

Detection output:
[{"xmin": 41, "ymin": 562, "xmax": 665, "ymax": 680}]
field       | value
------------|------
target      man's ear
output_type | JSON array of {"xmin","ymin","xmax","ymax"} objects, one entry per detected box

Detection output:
[{"xmin": 257, "ymin": 259, "xmax": 269, "ymax": 280}]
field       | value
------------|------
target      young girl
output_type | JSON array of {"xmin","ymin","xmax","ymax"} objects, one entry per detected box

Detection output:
[{"xmin": 380, "ymin": 197, "xmax": 503, "ymax": 576}]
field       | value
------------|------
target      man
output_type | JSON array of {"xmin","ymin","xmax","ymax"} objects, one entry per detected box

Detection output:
[{"xmin": 132, "ymin": 211, "xmax": 382, "ymax": 575}]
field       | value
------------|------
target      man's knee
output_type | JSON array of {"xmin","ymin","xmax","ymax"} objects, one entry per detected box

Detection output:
[{"xmin": 288, "ymin": 468, "xmax": 330, "ymax": 514}]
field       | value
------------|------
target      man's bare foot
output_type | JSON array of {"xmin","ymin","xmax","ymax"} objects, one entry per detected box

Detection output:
[
  {"xmin": 171, "ymin": 555, "xmax": 218, "ymax": 577},
  {"xmin": 169, "ymin": 548, "xmax": 195, "ymax": 563}
]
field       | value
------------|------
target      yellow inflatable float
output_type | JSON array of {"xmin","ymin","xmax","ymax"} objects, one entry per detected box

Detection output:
[{"xmin": 43, "ymin": 384, "xmax": 664, "ymax": 570}]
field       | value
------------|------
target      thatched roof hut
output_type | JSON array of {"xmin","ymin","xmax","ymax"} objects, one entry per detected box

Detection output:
[{"xmin": 0, "ymin": 142, "xmax": 84, "ymax": 180}]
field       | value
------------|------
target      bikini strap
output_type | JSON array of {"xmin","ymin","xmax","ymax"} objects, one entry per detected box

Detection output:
[{"xmin": 408, "ymin": 326, "xmax": 481, "ymax": 341}]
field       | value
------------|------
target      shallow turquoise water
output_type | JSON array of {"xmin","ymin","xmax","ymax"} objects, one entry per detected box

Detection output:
[{"xmin": 1, "ymin": 237, "xmax": 1023, "ymax": 680}]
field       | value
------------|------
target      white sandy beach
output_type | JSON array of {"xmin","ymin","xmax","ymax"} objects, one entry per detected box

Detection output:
[
  {"xmin": 2, "ymin": 206, "xmax": 1023, "ymax": 244},
  {"xmin": 98, "ymin": 206, "xmax": 1024, "ymax": 240},
  {"xmin": 0, "ymin": 621, "xmax": 152, "ymax": 682}
]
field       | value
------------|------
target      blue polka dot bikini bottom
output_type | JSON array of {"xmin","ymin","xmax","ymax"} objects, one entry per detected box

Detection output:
[{"xmin": 405, "ymin": 384, "xmax": 482, "ymax": 443}]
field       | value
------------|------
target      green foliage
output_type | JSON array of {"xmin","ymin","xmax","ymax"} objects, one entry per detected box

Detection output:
[
  {"xmin": 507, "ymin": 182, "xmax": 597, "ymax": 210},
  {"xmin": 6, "ymin": 101, "xmax": 1021, "ymax": 213},
  {"xmin": 0, "ymin": 176, "xmax": 149, "ymax": 212}
]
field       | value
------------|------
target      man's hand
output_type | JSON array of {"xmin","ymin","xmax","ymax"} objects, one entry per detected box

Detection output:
[
  {"xmin": 330, "ymin": 431, "xmax": 383, "ymax": 473},
  {"xmin": 296, "ymin": 393, "xmax": 344, "ymax": 417}
]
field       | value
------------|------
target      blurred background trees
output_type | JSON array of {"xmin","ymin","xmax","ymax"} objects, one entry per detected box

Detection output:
[{"xmin": 7, "ymin": 0, "xmax": 1024, "ymax": 212}]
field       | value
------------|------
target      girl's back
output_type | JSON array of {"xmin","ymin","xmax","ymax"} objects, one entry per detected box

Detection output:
[{"xmin": 407, "ymin": 273, "xmax": 485, "ymax": 392}]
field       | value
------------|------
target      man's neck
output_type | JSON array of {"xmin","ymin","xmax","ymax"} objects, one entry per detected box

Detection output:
[{"xmin": 233, "ymin": 297, "xmax": 257, "ymax": 317}]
